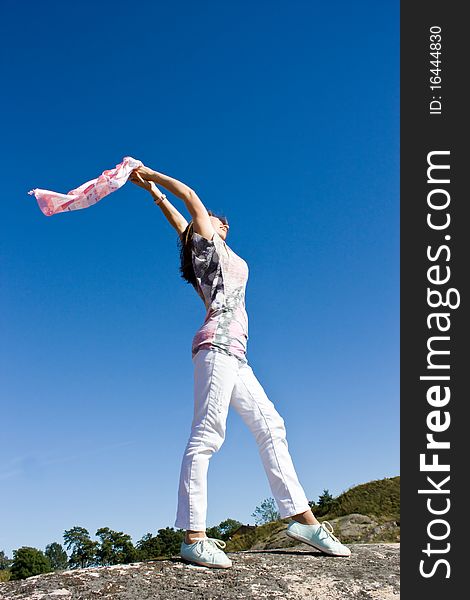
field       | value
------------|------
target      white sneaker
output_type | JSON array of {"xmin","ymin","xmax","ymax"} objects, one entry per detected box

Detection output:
[
  {"xmin": 286, "ymin": 520, "xmax": 351, "ymax": 557},
  {"xmin": 180, "ymin": 537, "xmax": 233, "ymax": 568}
]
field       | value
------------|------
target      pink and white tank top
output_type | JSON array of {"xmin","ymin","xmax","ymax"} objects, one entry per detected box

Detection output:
[{"xmin": 191, "ymin": 230, "xmax": 249, "ymax": 361}]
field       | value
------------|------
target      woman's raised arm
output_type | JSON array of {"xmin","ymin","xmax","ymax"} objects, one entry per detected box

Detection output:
[
  {"xmin": 129, "ymin": 172, "xmax": 189, "ymax": 236},
  {"xmin": 134, "ymin": 165, "xmax": 215, "ymax": 241}
]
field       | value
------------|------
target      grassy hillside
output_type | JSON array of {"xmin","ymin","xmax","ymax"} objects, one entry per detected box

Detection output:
[
  {"xmin": 225, "ymin": 476, "xmax": 400, "ymax": 551},
  {"xmin": 323, "ymin": 476, "xmax": 400, "ymax": 521}
]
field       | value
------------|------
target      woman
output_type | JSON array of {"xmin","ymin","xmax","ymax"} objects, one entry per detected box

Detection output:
[{"xmin": 130, "ymin": 164, "xmax": 351, "ymax": 568}]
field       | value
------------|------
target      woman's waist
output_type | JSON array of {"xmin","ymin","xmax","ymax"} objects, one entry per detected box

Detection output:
[
  {"xmin": 191, "ymin": 342, "xmax": 248, "ymax": 363},
  {"xmin": 201, "ymin": 306, "xmax": 248, "ymax": 330},
  {"xmin": 192, "ymin": 332, "xmax": 248, "ymax": 358}
]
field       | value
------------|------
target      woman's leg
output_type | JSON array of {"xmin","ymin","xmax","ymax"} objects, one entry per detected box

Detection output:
[
  {"xmin": 230, "ymin": 361, "xmax": 318, "ymax": 524},
  {"xmin": 174, "ymin": 349, "xmax": 239, "ymax": 542}
]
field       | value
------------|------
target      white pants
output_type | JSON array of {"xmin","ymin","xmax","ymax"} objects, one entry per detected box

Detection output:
[{"xmin": 174, "ymin": 348, "xmax": 311, "ymax": 531}]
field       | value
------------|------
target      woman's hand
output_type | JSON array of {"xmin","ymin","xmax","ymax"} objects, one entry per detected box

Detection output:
[
  {"xmin": 129, "ymin": 171, "xmax": 153, "ymax": 191},
  {"xmin": 129, "ymin": 170, "xmax": 166, "ymax": 205},
  {"xmin": 132, "ymin": 165, "xmax": 155, "ymax": 181}
]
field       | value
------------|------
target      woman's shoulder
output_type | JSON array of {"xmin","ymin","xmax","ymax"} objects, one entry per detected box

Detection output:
[
  {"xmin": 192, "ymin": 229, "xmax": 224, "ymax": 249},
  {"xmin": 191, "ymin": 230, "xmax": 224, "ymax": 266}
]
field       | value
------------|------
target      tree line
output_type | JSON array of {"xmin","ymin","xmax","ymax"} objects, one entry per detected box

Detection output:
[
  {"xmin": 1, "ymin": 519, "xmax": 240, "ymax": 581},
  {"xmin": 1, "ymin": 490, "xmax": 334, "ymax": 581}
]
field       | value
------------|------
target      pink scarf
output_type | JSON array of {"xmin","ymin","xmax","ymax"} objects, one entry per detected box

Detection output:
[{"xmin": 28, "ymin": 156, "xmax": 142, "ymax": 216}]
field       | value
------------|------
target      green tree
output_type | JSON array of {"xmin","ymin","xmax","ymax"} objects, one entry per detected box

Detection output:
[
  {"xmin": 206, "ymin": 525, "xmax": 223, "ymax": 539},
  {"xmin": 95, "ymin": 527, "xmax": 137, "ymax": 566},
  {"xmin": 0, "ymin": 550, "xmax": 12, "ymax": 570},
  {"xmin": 135, "ymin": 533, "xmax": 165, "ymax": 561},
  {"xmin": 318, "ymin": 489, "xmax": 334, "ymax": 507},
  {"xmin": 10, "ymin": 547, "xmax": 52, "ymax": 580},
  {"xmin": 0, "ymin": 550, "xmax": 13, "ymax": 582},
  {"xmin": 154, "ymin": 527, "xmax": 184, "ymax": 557},
  {"xmin": 215, "ymin": 518, "xmax": 243, "ymax": 541},
  {"xmin": 308, "ymin": 500, "xmax": 320, "ymax": 515},
  {"xmin": 63, "ymin": 527, "xmax": 98, "ymax": 569},
  {"xmin": 317, "ymin": 489, "xmax": 334, "ymax": 516},
  {"xmin": 251, "ymin": 498, "xmax": 280, "ymax": 525},
  {"xmin": 45, "ymin": 542, "xmax": 68, "ymax": 571}
]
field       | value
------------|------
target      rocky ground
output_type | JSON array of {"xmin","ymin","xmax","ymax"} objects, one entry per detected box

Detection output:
[{"xmin": 0, "ymin": 542, "xmax": 399, "ymax": 600}]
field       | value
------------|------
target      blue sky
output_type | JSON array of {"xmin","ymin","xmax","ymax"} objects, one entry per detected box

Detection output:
[{"xmin": 0, "ymin": 0, "xmax": 399, "ymax": 559}]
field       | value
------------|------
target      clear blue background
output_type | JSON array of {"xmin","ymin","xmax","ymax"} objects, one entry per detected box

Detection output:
[{"xmin": 0, "ymin": 0, "xmax": 399, "ymax": 559}]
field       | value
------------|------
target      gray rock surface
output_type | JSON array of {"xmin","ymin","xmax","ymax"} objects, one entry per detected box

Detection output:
[
  {"xmin": 0, "ymin": 543, "xmax": 399, "ymax": 600},
  {"xmin": 326, "ymin": 515, "xmax": 400, "ymax": 544}
]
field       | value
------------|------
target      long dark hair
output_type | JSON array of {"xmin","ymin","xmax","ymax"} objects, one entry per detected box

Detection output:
[{"xmin": 177, "ymin": 210, "xmax": 218, "ymax": 288}]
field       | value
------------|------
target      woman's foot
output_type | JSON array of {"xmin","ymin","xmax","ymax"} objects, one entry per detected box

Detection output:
[
  {"xmin": 184, "ymin": 530, "xmax": 207, "ymax": 544},
  {"xmin": 286, "ymin": 520, "xmax": 351, "ymax": 557},
  {"xmin": 180, "ymin": 536, "xmax": 232, "ymax": 568}
]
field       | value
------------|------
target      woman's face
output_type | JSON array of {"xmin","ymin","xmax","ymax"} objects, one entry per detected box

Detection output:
[{"xmin": 210, "ymin": 215, "xmax": 229, "ymax": 240}]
